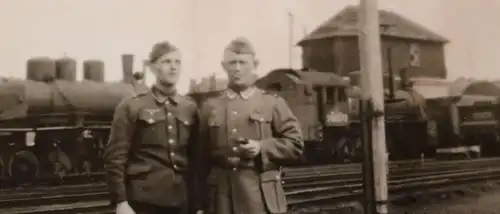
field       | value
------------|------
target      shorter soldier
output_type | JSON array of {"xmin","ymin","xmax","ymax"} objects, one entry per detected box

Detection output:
[
  {"xmin": 198, "ymin": 37, "xmax": 304, "ymax": 214},
  {"xmin": 104, "ymin": 41, "xmax": 200, "ymax": 214}
]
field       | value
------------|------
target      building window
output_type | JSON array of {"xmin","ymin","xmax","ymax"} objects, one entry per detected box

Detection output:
[
  {"xmin": 409, "ymin": 43, "xmax": 421, "ymax": 67},
  {"xmin": 326, "ymin": 87, "xmax": 334, "ymax": 104},
  {"xmin": 338, "ymin": 88, "xmax": 347, "ymax": 102}
]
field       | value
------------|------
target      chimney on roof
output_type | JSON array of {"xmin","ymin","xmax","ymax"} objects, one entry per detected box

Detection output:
[{"xmin": 121, "ymin": 54, "xmax": 134, "ymax": 84}]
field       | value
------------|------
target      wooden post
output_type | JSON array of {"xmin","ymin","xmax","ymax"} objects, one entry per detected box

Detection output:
[
  {"xmin": 358, "ymin": 0, "xmax": 389, "ymax": 213},
  {"xmin": 288, "ymin": 12, "xmax": 294, "ymax": 68}
]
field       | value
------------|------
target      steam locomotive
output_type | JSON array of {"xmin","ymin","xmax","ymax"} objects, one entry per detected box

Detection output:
[{"xmin": 0, "ymin": 55, "xmax": 142, "ymax": 184}]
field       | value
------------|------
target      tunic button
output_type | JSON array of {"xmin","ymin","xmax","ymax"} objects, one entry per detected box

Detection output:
[
  {"xmin": 232, "ymin": 168, "xmax": 237, "ymax": 171},
  {"xmin": 169, "ymin": 139, "xmax": 174, "ymax": 144},
  {"xmin": 170, "ymin": 152, "xmax": 175, "ymax": 156},
  {"xmin": 173, "ymin": 164, "xmax": 178, "ymax": 169},
  {"xmin": 232, "ymin": 147, "xmax": 238, "ymax": 152},
  {"xmin": 167, "ymin": 112, "xmax": 172, "ymax": 117},
  {"xmin": 168, "ymin": 125, "xmax": 173, "ymax": 130},
  {"xmin": 232, "ymin": 128, "xmax": 237, "ymax": 133},
  {"xmin": 232, "ymin": 111, "xmax": 238, "ymax": 115},
  {"xmin": 165, "ymin": 100, "xmax": 170, "ymax": 105}
]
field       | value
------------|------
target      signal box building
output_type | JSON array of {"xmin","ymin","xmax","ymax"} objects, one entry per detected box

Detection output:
[{"xmin": 298, "ymin": 5, "xmax": 449, "ymax": 80}]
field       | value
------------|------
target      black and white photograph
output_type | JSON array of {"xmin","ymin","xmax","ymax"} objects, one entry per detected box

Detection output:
[{"xmin": 0, "ymin": 0, "xmax": 499, "ymax": 213}]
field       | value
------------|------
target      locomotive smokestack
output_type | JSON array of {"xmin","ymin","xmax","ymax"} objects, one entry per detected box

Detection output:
[{"xmin": 121, "ymin": 54, "xmax": 134, "ymax": 84}]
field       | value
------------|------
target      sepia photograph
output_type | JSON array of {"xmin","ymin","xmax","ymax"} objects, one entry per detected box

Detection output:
[{"xmin": 0, "ymin": 0, "xmax": 499, "ymax": 213}]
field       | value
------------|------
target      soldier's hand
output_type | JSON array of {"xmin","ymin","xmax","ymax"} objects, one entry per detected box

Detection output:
[
  {"xmin": 240, "ymin": 139, "xmax": 261, "ymax": 158},
  {"xmin": 116, "ymin": 201, "xmax": 135, "ymax": 214}
]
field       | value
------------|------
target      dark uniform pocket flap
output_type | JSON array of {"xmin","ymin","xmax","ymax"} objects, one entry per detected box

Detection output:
[
  {"xmin": 260, "ymin": 170, "xmax": 287, "ymax": 213},
  {"xmin": 249, "ymin": 111, "xmax": 272, "ymax": 123},
  {"xmin": 260, "ymin": 170, "xmax": 282, "ymax": 182},
  {"xmin": 138, "ymin": 108, "xmax": 166, "ymax": 124},
  {"xmin": 175, "ymin": 114, "xmax": 193, "ymax": 126},
  {"xmin": 208, "ymin": 116, "xmax": 223, "ymax": 127},
  {"xmin": 126, "ymin": 164, "xmax": 153, "ymax": 175}
]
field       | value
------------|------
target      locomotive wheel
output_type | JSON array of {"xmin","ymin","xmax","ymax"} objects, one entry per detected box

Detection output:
[
  {"xmin": 48, "ymin": 150, "xmax": 72, "ymax": 178},
  {"xmin": 7, "ymin": 150, "xmax": 40, "ymax": 184}
]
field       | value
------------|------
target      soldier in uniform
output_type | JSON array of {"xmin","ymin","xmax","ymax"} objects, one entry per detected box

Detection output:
[
  {"xmin": 104, "ymin": 41, "xmax": 201, "ymax": 214},
  {"xmin": 197, "ymin": 37, "xmax": 304, "ymax": 214}
]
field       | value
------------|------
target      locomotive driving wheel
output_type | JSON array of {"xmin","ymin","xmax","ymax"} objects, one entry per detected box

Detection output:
[{"xmin": 7, "ymin": 150, "xmax": 40, "ymax": 184}]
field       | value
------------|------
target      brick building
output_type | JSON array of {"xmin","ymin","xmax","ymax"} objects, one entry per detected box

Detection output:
[{"xmin": 298, "ymin": 5, "xmax": 449, "ymax": 80}]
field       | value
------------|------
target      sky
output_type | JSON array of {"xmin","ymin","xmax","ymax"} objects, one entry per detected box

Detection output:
[{"xmin": 0, "ymin": 0, "xmax": 499, "ymax": 93}]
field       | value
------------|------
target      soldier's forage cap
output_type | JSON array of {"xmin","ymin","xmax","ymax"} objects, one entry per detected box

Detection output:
[
  {"xmin": 225, "ymin": 37, "xmax": 255, "ymax": 55},
  {"xmin": 149, "ymin": 41, "xmax": 178, "ymax": 63}
]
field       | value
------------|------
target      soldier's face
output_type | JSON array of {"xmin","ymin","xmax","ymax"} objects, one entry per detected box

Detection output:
[
  {"xmin": 222, "ymin": 51, "xmax": 259, "ymax": 88},
  {"xmin": 151, "ymin": 50, "xmax": 182, "ymax": 85}
]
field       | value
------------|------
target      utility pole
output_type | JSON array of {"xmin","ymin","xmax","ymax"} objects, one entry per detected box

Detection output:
[
  {"xmin": 358, "ymin": 0, "xmax": 389, "ymax": 214},
  {"xmin": 288, "ymin": 11, "xmax": 294, "ymax": 68}
]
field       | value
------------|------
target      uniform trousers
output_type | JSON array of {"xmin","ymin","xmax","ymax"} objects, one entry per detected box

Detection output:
[{"xmin": 129, "ymin": 200, "xmax": 182, "ymax": 214}]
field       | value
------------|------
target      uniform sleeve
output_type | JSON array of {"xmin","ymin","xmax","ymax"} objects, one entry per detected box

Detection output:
[
  {"xmin": 103, "ymin": 98, "xmax": 136, "ymax": 205},
  {"xmin": 260, "ymin": 97, "xmax": 304, "ymax": 167}
]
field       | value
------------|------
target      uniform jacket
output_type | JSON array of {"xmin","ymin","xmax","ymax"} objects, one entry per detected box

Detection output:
[
  {"xmin": 197, "ymin": 87, "xmax": 304, "ymax": 214},
  {"xmin": 103, "ymin": 86, "xmax": 200, "ymax": 211}
]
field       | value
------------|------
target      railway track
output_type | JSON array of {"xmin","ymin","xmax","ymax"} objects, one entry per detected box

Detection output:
[{"xmin": 1, "ymin": 158, "xmax": 500, "ymax": 213}]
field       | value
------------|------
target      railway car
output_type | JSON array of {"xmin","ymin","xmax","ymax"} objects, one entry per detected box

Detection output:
[
  {"xmin": 256, "ymin": 68, "xmax": 437, "ymax": 164},
  {"xmin": 434, "ymin": 81, "xmax": 500, "ymax": 159},
  {"xmin": 0, "ymin": 55, "xmax": 144, "ymax": 184}
]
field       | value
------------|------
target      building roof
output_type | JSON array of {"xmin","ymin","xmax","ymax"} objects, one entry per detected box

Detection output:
[
  {"xmin": 188, "ymin": 76, "xmax": 228, "ymax": 94},
  {"xmin": 298, "ymin": 5, "xmax": 449, "ymax": 45},
  {"xmin": 263, "ymin": 68, "xmax": 349, "ymax": 87}
]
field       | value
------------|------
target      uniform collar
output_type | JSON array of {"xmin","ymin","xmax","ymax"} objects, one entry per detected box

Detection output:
[
  {"xmin": 226, "ymin": 86, "xmax": 257, "ymax": 100},
  {"xmin": 151, "ymin": 85, "xmax": 180, "ymax": 105}
]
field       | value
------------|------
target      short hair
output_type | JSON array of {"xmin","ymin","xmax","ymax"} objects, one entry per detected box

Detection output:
[
  {"xmin": 224, "ymin": 37, "xmax": 255, "ymax": 55},
  {"xmin": 149, "ymin": 41, "xmax": 178, "ymax": 63}
]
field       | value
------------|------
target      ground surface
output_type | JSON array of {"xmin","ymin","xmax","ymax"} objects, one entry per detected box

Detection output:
[
  {"xmin": 290, "ymin": 181, "xmax": 500, "ymax": 214},
  {"xmin": 394, "ymin": 189, "xmax": 500, "ymax": 214}
]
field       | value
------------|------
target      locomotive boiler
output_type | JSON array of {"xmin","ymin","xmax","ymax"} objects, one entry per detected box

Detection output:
[{"xmin": 0, "ymin": 55, "xmax": 144, "ymax": 184}]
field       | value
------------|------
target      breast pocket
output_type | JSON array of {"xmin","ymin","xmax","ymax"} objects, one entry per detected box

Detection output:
[
  {"xmin": 175, "ymin": 114, "xmax": 194, "ymax": 145},
  {"xmin": 137, "ymin": 109, "xmax": 166, "ymax": 146},
  {"xmin": 208, "ymin": 115, "xmax": 223, "ymax": 145},
  {"xmin": 249, "ymin": 112, "xmax": 273, "ymax": 140}
]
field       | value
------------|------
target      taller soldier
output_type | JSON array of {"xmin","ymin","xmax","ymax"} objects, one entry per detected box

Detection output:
[
  {"xmin": 197, "ymin": 37, "xmax": 304, "ymax": 214},
  {"xmin": 104, "ymin": 41, "xmax": 200, "ymax": 214}
]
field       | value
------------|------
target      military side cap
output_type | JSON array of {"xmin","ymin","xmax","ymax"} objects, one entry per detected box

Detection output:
[
  {"xmin": 225, "ymin": 37, "xmax": 255, "ymax": 54},
  {"xmin": 149, "ymin": 41, "xmax": 178, "ymax": 62}
]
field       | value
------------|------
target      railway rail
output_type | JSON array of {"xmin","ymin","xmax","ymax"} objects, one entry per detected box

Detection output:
[{"xmin": 1, "ymin": 158, "xmax": 500, "ymax": 214}]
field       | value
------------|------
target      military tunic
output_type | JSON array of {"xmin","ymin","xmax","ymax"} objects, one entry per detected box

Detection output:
[
  {"xmin": 198, "ymin": 87, "xmax": 304, "ymax": 214},
  {"xmin": 103, "ymin": 87, "xmax": 200, "ymax": 213}
]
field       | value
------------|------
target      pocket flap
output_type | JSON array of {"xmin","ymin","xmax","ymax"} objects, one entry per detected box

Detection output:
[
  {"xmin": 175, "ymin": 114, "xmax": 193, "ymax": 126},
  {"xmin": 249, "ymin": 111, "xmax": 272, "ymax": 123},
  {"xmin": 126, "ymin": 164, "xmax": 153, "ymax": 175},
  {"xmin": 208, "ymin": 116, "xmax": 223, "ymax": 127},
  {"xmin": 260, "ymin": 170, "xmax": 282, "ymax": 182},
  {"xmin": 138, "ymin": 108, "xmax": 166, "ymax": 124}
]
